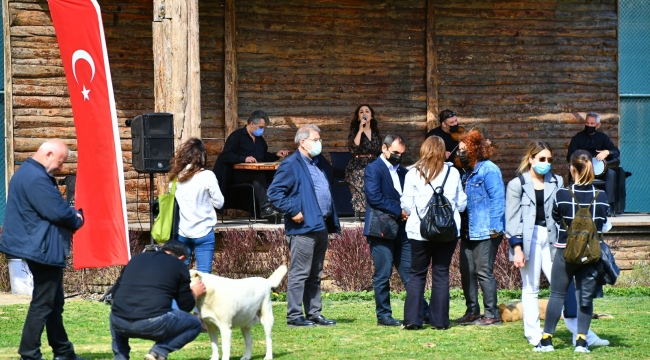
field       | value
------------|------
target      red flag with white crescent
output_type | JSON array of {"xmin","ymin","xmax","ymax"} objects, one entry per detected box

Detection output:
[{"xmin": 48, "ymin": 0, "xmax": 130, "ymax": 268}]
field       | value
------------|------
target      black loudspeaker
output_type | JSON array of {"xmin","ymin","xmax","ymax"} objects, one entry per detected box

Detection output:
[{"xmin": 131, "ymin": 113, "xmax": 174, "ymax": 173}]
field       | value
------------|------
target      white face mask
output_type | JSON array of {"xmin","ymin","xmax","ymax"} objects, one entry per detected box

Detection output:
[{"xmin": 307, "ymin": 140, "xmax": 322, "ymax": 157}]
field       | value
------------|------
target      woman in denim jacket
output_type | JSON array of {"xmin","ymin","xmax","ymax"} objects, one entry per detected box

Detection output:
[{"xmin": 454, "ymin": 130, "xmax": 505, "ymax": 326}]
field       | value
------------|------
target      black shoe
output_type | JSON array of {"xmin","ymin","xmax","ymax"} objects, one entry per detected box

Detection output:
[
  {"xmin": 53, "ymin": 356, "xmax": 88, "ymax": 360},
  {"xmin": 402, "ymin": 323, "xmax": 422, "ymax": 330},
  {"xmin": 307, "ymin": 315, "xmax": 336, "ymax": 326},
  {"xmin": 287, "ymin": 316, "xmax": 316, "ymax": 327},
  {"xmin": 377, "ymin": 316, "xmax": 402, "ymax": 326},
  {"xmin": 261, "ymin": 205, "xmax": 279, "ymax": 218}
]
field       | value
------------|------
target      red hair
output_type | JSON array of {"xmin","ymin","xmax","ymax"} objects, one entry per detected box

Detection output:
[{"xmin": 454, "ymin": 130, "xmax": 493, "ymax": 169}]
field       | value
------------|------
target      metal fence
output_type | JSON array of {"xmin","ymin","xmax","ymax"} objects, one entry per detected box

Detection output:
[{"xmin": 619, "ymin": 0, "xmax": 650, "ymax": 212}]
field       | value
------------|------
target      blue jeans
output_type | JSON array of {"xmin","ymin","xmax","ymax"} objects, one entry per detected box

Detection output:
[
  {"xmin": 178, "ymin": 229, "xmax": 215, "ymax": 273},
  {"xmin": 110, "ymin": 310, "xmax": 202, "ymax": 360},
  {"xmin": 368, "ymin": 234, "xmax": 430, "ymax": 319}
]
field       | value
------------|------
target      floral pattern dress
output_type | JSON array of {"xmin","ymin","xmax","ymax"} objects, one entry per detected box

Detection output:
[{"xmin": 345, "ymin": 129, "xmax": 382, "ymax": 213}]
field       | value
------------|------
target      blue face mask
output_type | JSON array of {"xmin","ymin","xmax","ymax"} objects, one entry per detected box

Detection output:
[
  {"xmin": 533, "ymin": 162, "xmax": 551, "ymax": 175},
  {"xmin": 307, "ymin": 140, "xmax": 322, "ymax": 157},
  {"xmin": 252, "ymin": 127, "xmax": 264, "ymax": 137}
]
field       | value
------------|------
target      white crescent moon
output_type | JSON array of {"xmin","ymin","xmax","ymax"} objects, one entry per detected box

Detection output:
[{"xmin": 72, "ymin": 50, "xmax": 95, "ymax": 84}]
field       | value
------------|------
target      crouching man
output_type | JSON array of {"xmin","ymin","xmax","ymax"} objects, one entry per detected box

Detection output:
[{"xmin": 109, "ymin": 241, "xmax": 206, "ymax": 360}]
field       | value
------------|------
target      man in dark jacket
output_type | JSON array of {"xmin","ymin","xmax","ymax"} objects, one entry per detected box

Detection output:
[
  {"xmin": 0, "ymin": 139, "xmax": 85, "ymax": 360},
  {"xmin": 212, "ymin": 110, "xmax": 290, "ymax": 218},
  {"xmin": 363, "ymin": 134, "xmax": 428, "ymax": 327},
  {"xmin": 110, "ymin": 240, "xmax": 206, "ymax": 360},
  {"xmin": 268, "ymin": 124, "xmax": 341, "ymax": 327},
  {"xmin": 566, "ymin": 112, "xmax": 620, "ymax": 208}
]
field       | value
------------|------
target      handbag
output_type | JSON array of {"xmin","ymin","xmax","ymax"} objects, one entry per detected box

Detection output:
[
  {"xmin": 151, "ymin": 178, "xmax": 177, "ymax": 243},
  {"xmin": 367, "ymin": 206, "xmax": 399, "ymax": 240}
]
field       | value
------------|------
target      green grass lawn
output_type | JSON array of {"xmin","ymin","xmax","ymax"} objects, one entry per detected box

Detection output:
[{"xmin": 1, "ymin": 296, "xmax": 649, "ymax": 359}]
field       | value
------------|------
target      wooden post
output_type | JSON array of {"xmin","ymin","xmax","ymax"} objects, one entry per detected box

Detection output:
[
  {"xmin": 3, "ymin": 0, "xmax": 15, "ymax": 186},
  {"xmin": 425, "ymin": 0, "xmax": 438, "ymax": 132},
  {"xmin": 152, "ymin": 0, "xmax": 201, "ymax": 147},
  {"xmin": 224, "ymin": 0, "xmax": 238, "ymax": 138}
]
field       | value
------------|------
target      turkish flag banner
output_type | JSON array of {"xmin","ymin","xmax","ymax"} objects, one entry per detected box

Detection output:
[{"xmin": 49, "ymin": 0, "xmax": 130, "ymax": 268}]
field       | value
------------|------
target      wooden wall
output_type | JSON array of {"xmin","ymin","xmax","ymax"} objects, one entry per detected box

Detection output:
[
  {"xmin": 5, "ymin": 0, "xmax": 155, "ymax": 221},
  {"xmin": 433, "ymin": 0, "xmax": 619, "ymax": 177},
  {"xmin": 233, "ymin": 0, "xmax": 428, "ymax": 158},
  {"xmin": 4, "ymin": 0, "xmax": 619, "ymax": 222},
  {"xmin": 199, "ymin": 0, "xmax": 225, "ymax": 166}
]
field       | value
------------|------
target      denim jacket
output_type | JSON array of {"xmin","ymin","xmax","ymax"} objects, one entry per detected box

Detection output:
[{"xmin": 462, "ymin": 160, "xmax": 505, "ymax": 240}]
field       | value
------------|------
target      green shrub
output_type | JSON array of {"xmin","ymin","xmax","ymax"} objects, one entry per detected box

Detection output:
[{"xmin": 615, "ymin": 261, "xmax": 650, "ymax": 288}]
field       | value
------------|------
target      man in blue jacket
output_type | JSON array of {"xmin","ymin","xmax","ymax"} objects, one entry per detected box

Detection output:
[
  {"xmin": 364, "ymin": 134, "xmax": 428, "ymax": 327},
  {"xmin": 0, "ymin": 139, "xmax": 85, "ymax": 360},
  {"xmin": 268, "ymin": 124, "xmax": 341, "ymax": 327}
]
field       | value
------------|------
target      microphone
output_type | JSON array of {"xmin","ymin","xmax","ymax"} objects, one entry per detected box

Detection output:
[{"xmin": 362, "ymin": 115, "xmax": 367, "ymax": 128}]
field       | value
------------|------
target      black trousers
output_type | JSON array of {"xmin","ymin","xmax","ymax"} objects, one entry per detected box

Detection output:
[
  {"xmin": 231, "ymin": 169, "xmax": 271, "ymax": 208},
  {"xmin": 404, "ymin": 238, "xmax": 458, "ymax": 328},
  {"xmin": 19, "ymin": 261, "xmax": 75, "ymax": 360},
  {"xmin": 459, "ymin": 237, "xmax": 501, "ymax": 319},
  {"xmin": 596, "ymin": 168, "xmax": 616, "ymax": 205}
]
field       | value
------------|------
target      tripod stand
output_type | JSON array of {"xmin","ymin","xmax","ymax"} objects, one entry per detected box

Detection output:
[{"xmin": 145, "ymin": 172, "xmax": 160, "ymax": 252}]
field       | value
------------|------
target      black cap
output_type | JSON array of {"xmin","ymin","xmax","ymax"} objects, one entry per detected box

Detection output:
[{"xmin": 439, "ymin": 110, "xmax": 456, "ymax": 122}]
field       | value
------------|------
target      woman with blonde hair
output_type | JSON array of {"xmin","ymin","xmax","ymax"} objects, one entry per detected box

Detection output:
[
  {"xmin": 168, "ymin": 138, "xmax": 224, "ymax": 273},
  {"xmin": 401, "ymin": 136, "xmax": 467, "ymax": 330},
  {"xmin": 536, "ymin": 150, "xmax": 609, "ymax": 353}
]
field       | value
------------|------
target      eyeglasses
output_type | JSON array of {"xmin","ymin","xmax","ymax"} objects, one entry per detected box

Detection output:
[
  {"xmin": 306, "ymin": 138, "xmax": 322, "ymax": 143},
  {"xmin": 537, "ymin": 156, "xmax": 553, "ymax": 163}
]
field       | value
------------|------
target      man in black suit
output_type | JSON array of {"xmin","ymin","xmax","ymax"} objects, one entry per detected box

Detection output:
[
  {"xmin": 363, "ymin": 134, "xmax": 428, "ymax": 327},
  {"xmin": 566, "ymin": 112, "xmax": 620, "ymax": 208},
  {"xmin": 212, "ymin": 110, "xmax": 290, "ymax": 218},
  {"xmin": 426, "ymin": 109, "xmax": 459, "ymax": 160}
]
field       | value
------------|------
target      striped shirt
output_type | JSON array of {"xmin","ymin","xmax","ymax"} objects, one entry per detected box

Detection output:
[
  {"xmin": 552, "ymin": 184, "xmax": 609, "ymax": 248},
  {"xmin": 299, "ymin": 152, "xmax": 332, "ymax": 218}
]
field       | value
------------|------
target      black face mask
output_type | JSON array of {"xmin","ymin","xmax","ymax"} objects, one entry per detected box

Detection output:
[
  {"xmin": 449, "ymin": 124, "xmax": 459, "ymax": 133},
  {"xmin": 584, "ymin": 125, "xmax": 597, "ymax": 134},
  {"xmin": 386, "ymin": 153, "xmax": 402, "ymax": 166},
  {"xmin": 459, "ymin": 150, "xmax": 469, "ymax": 166}
]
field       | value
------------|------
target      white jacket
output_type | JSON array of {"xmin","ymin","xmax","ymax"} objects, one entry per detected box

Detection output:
[
  {"xmin": 401, "ymin": 163, "xmax": 467, "ymax": 241},
  {"xmin": 174, "ymin": 169, "xmax": 224, "ymax": 238}
]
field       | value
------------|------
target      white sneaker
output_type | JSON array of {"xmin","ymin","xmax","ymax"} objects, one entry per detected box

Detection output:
[
  {"xmin": 590, "ymin": 337, "xmax": 610, "ymax": 347},
  {"xmin": 533, "ymin": 342, "xmax": 554, "ymax": 352},
  {"xmin": 575, "ymin": 345, "xmax": 590, "ymax": 353}
]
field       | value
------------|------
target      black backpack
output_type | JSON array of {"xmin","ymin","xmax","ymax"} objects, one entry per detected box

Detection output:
[{"xmin": 417, "ymin": 165, "xmax": 457, "ymax": 242}]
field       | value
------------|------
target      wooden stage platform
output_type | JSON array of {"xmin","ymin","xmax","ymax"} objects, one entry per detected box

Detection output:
[{"xmin": 128, "ymin": 213, "xmax": 650, "ymax": 271}]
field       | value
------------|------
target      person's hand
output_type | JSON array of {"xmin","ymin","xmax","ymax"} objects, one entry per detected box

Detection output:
[
  {"xmin": 276, "ymin": 150, "xmax": 289, "ymax": 158},
  {"xmin": 596, "ymin": 149, "xmax": 609, "ymax": 161},
  {"xmin": 359, "ymin": 117, "xmax": 368, "ymax": 131},
  {"xmin": 292, "ymin": 212, "xmax": 304, "ymax": 224},
  {"xmin": 245, "ymin": 156, "xmax": 257, "ymax": 163},
  {"xmin": 513, "ymin": 245, "xmax": 525, "ymax": 268},
  {"xmin": 399, "ymin": 210, "xmax": 409, "ymax": 221},
  {"xmin": 191, "ymin": 279, "xmax": 206, "ymax": 298},
  {"xmin": 445, "ymin": 151, "xmax": 451, "ymax": 159}
]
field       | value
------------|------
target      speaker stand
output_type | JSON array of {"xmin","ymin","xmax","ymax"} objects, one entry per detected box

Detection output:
[{"xmin": 144, "ymin": 172, "xmax": 159, "ymax": 252}]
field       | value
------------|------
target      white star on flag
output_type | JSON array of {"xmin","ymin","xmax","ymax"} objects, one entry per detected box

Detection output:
[{"xmin": 81, "ymin": 85, "xmax": 90, "ymax": 100}]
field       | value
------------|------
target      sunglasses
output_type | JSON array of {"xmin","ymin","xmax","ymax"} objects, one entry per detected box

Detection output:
[
  {"xmin": 441, "ymin": 111, "xmax": 456, "ymax": 122},
  {"xmin": 536, "ymin": 156, "xmax": 553, "ymax": 163}
]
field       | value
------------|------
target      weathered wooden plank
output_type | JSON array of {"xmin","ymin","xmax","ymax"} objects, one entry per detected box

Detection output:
[
  {"xmin": 224, "ymin": 0, "xmax": 238, "ymax": 137},
  {"xmin": 425, "ymin": 0, "xmax": 437, "ymax": 132}
]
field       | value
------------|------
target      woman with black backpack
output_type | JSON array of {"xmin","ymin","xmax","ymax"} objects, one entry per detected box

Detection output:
[
  {"xmin": 505, "ymin": 142, "xmax": 608, "ymax": 351},
  {"xmin": 536, "ymin": 149, "xmax": 610, "ymax": 353},
  {"xmin": 400, "ymin": 136, "xmax": 467, "ymax": 330}
]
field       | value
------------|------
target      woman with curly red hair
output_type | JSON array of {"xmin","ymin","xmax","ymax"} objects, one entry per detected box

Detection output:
[{"xmin": 453, "ymin": 130, "xmax": 505, "ymax": 326}]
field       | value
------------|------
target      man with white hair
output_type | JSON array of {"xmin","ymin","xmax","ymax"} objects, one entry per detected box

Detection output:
[
  {"xmin": 268, "ymin": 125, "xmax": 341, "ymax": 327},
  {"xmin": 0, "ymin": 139, "xmax": 85, "ymax": 360},
  {"xmin": 566, "ymin": 112, "xmax": 620, "ymax": 209}
]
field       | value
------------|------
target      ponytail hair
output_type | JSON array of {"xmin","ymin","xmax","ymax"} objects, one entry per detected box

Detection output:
[{"xmin": 570, "ymin": 150, "xmax": 594, "ymax": 185}]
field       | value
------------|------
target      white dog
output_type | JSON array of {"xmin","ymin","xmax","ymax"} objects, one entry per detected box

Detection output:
[{"xmin": 189, "ymin": 265, "xmax": 287, "ymax": 360}]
